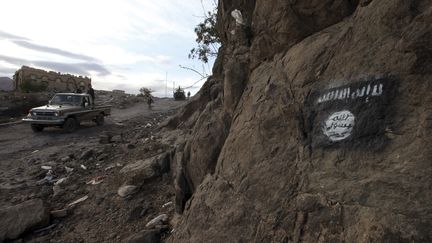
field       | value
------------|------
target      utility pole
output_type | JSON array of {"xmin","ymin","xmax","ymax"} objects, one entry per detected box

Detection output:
[{"xmin": 165, "ymin": 72, "xmax": 168, "ymax": 97}]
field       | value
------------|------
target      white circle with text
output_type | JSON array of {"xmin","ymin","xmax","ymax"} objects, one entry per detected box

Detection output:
[{"xmin": 322, "ymin": 110, "xmax": 355, "ymax": 141}]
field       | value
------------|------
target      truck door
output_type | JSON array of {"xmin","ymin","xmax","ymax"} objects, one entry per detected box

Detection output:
[{"xmin": 81, "ymin": 96, "xmax": 93, "ymax": 121}]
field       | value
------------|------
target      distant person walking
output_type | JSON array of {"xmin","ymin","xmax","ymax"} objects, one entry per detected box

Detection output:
[
  {"xmin": 147, "ymin": 96, "xmax": 154, "ymax": 110},
  {"xmin": 87, "ymin": 84, "xmax": 95, "ymax": 103},
  {"xmin": 187, "ymin": 91, "xmax": 191, "ymax": 99}
]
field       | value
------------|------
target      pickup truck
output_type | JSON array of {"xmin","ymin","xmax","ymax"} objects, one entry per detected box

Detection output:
[{"xmin": 23, "ymin": 93, "xmax": 111, "ymax": 133}]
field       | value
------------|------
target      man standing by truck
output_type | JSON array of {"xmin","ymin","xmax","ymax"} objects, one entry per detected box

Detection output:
[{"xmin": 87, "ymin": 84, "xmax": 95, "ymax": 103}]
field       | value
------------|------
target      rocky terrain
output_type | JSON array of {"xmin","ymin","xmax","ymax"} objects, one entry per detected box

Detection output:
[
  {"xmin": 0, "ymin": 99, "xmax": 185, "ymax": 242},
  {"xmin": 1, "ymin": 0, "xmax": 431, "ymax": 242},
  {"xmin": 162, "ymin": 0, "xmax": 432, "ymax": 242}
]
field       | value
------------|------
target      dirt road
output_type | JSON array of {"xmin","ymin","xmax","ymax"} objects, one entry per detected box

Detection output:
[
  {"xmin": 0, "ymin": 98, "xmax": 183, "ymax": 173},
  {"xmin": 0, "ymin": 98, "xmax": 185, "ymax": 242}
]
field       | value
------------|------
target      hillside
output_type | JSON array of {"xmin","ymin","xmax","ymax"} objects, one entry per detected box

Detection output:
[
  {"xmin": 0, "ymin": 77, "xmax": 13, "ymax": 91},
  {"xmin": 165, "ymin": 0, "xmax": 432, "ymax": 242}
]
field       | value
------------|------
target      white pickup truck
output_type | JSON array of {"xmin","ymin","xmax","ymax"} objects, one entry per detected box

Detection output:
[{"xmin": 23, "ymin": 93, "xmax": 111, "ymax": 133}]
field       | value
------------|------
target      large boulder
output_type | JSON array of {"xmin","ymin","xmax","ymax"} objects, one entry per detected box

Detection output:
[
  {"xmin": 0, "ymin": 199, "xmax": 50, "ymax": 241},
  {"xmin": 168, "ymin": 0, "xmax": 432, "ymax": 242},
  {"xmin": 120, "ymin": 153, "xmax": 170, "ymax": 185}
]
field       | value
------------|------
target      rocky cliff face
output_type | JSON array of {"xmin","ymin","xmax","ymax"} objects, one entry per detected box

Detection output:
[{"xmin": 166, "ymin": 0, "xmax": 432, "ymax": 242}]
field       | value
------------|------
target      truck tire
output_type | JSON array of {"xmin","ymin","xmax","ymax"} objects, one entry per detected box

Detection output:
[
  {"xmin": 63, "ymin": 117, "xmax": 78, "ymax": 133},
  {"xmin": 31, "ymin": 124, "xmax": 44, "ymax": 132},
  {"xmin": 95, "ymin": 114, "xmax": 104, "ymax": 125}
]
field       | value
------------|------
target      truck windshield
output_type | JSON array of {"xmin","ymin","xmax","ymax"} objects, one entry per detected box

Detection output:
[{"xmin": 50, "ymin": 95, "xmax": 83, "ymax": 106}]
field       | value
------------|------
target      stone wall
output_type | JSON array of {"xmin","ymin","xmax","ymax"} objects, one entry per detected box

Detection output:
[{"xmin": 13, "ymin": 66, "xmax": 91, "ymax": 92}]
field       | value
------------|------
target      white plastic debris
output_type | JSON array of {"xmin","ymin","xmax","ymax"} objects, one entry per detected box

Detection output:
[
  {"xmin": 145, "ymin": 214, "xmax": 168, "ymax": 228},
  {"xmin": 86, "ymin": 176, "xmax": 105, "ymax": 185},
  {"xmin": 162, "ymin": 201, "xmax": 173, "ymax": 208},
  {"xmin": 65, "ymin": 166, "xmax": 74, "ymax": 173},
  {"xmin": 145, "ymin": 123, "xmax": 152, "ymax": 128},
  {"xmin": 54, "ymin": 177, "xmax": 68, "ymax": 185},
  {"xmin": 41, "ymin": 165, "xmax": 52, "ymax": 170},
  {"xmin": 231, "ymin": 9, "xmax": 244, "ymax": 26},
  {"xmin": 80, "ymin": 164, "xmax": 87, "ymax": 170},
  {"xmin": 36, "ymin": 170, "xmax": 54, "ymax": 185},
  {"xmin": 105, "ymin": 165, "xmax": 115, "ymax": 171},
  {"xmin": 117, "ymin": 185, "xmax": 137, "ymax": 197},
  {"xmin": 32, "ymin": 150, "xmax": 39, "ymax": 154},
  {"xmin": 67, "ymin": 195, "xmax": 89, "ymax": 208}
]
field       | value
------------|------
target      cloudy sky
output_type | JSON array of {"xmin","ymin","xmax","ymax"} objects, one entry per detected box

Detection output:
[{"xmin": 0, "ymin": 0, "xmax": 217, "ymax": 96}]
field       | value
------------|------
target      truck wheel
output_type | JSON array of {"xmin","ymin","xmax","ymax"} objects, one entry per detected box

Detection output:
[
  {"xmin": 31, "ymin": 124, "xmax": 44, "ymax": 132},
  {"xmin": 95, "ymin": 114, "xmax": 104, "ymax": 125},
  {"xmin": 63, "ymin": 117, "xmax": 78, "ymax": 133}
]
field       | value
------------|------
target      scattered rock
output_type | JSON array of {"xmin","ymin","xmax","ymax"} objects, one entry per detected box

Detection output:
[
  {"xmin": 145, "ymin": 214, "xmax": 168, "ymax": 228},
  {"xmin": 99, "ymin": 134, "xmax": 112, "ymax": 144},
  {"xmin": 111, "ymin": 135, "xmax": 122, "ymax": 143},
  {"xmin": 48, "ymin": 152, "xmax": 58, "ymax": 158},
  {"xmin": 52, "ymin": 184, "xmax": 64, "ymax": 197},
  {"xmin": 127, "ymin": 206, "xmax": 144, "ymax": 222},
  {"xmin": 118, "ymin": 185, "xmax": 138, "ymax": 198},
  {"xmin": 50, "ymin": 209, "xmax": 68, "ymax": 218},
  {"xmin": 79, "ymin": 149, "xmax": 94, "ymax": 160},
  {"xmin": 120, "ymin": 159, "xmax": 158, "ymax": 184},
  {"xmin": 0, "ymin": 199, "xmax": 50, "ymax": 241},
  {"xmin": 97, "ymin": 153, "xmax": 109, "ymax": 161},
  {"xmin": 124, "ymin": 229, "xmax": 161, "ymax": 243},
  {"xmin": 39, "ymin": 185, "xmax": 53, "ymax": 199},
  {"xmin": 60, "ymin": 156, "xmax": 71, "ymax": 163},
  {"xmin": 120, "ymin": 153, "xmax": 170, "ymax": 185}
]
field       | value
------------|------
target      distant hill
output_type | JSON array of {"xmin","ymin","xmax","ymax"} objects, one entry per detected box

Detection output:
[{"xmin": 0, "ymin": 77, "xmax": 13, "ymax": 91}]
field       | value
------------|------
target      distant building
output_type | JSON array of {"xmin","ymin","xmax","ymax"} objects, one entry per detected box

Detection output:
[
  {"xmin": 112, "ymin": 89, "xmax": 126, "ymax": 95},
  {"xmin": 0, "ymin": 77, "xmax": 14, "ymax": 91},
  {"xmin": 13, "ymin": 66, "xmax": 91, "ymax": 92}
]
